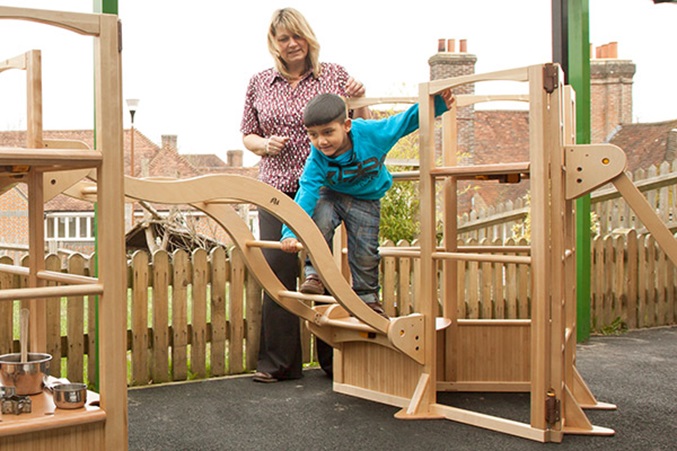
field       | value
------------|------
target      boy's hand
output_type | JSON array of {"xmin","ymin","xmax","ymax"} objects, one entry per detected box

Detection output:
[
  {"xmin": 280, "ymin": 238, "xmax": 300, "ymax": 253},
  {"xmin": 441, "ymin": 89, "xmax": 456, "ymax": 109}
]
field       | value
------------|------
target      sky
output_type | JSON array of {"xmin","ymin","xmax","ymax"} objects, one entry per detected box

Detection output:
[{"xmin": 1, "ymin": 1, "xmax": 676, "ymax": 167}]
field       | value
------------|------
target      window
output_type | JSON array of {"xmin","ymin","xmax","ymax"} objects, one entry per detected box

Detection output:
[{"xmin": 45, "ymin": 213, "xmax": 95, "ymax": 241}]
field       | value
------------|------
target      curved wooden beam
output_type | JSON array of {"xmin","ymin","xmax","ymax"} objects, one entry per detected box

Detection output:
[
  {"xmin": 428, "ymin": 65, "xmax": 530, "ymax": 95},
  {"xmin": 0, "ymin": 6, "xmax": 101, "ymax": 36},
  {"xmin": 121, "ymin": 175, "xmax": 391, "ymax": 334}
]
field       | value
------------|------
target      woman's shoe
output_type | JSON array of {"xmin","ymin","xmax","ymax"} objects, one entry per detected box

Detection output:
[{"xmin": 252, "ymin": 371, "xmax": 278, "ymax": 383}]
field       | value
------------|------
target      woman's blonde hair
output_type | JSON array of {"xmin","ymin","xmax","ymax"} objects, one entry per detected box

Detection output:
[{"xmin": 267, "ymin": 8, "xmax": 321, "ymax": 79}]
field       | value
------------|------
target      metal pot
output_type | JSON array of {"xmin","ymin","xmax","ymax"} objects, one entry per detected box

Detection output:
[
  {"xmin": 52, "ymin": 383, "xmax": 87, "ymax": 409},
  {"xmin": 0, "ymin": 353, "xmax": 52, "ymax": 395}
]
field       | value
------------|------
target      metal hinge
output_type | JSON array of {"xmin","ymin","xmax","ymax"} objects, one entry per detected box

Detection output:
[
  {"xmin": 545, "ymin": 389, "xmax": 561, "ymax": 427},
  {"xmin": 543, "ymin": 63, "xmax": 559, "ymax": 94}
]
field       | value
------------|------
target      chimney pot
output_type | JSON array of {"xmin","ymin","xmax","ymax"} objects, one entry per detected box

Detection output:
[
  {"xmin": 447, "ymin": 39, "xmax": 455, "ymax": 53},
  {"xmin": 438, "ymin": 38, "xmax": 446, "ymax": 52},
  {"xmin": 459, "ymin": 39, "xmax": 467, "ymax": 53},
  {"xmin": 608, "ymin": 41, "xmax": 618, "ymax": 59},
  {"xmin": 227, "ymin": 150, "xmax": 244, "ymax": 168},
  {"xmin": 161, "ymin": 134, "xmax": 178, "ymax": 150}
]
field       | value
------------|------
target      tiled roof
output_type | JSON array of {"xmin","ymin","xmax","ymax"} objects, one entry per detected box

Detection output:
[
  {"xmin": 607, "ymin": 119, "xmax": 677, "ymax": 170},
  {"xmin": 459, "ymin": 110, "xmax": 531, "ymax": 213},
  {"xmin": 0, "ymin": 129, "xmax": 256, "ymax": 211}
]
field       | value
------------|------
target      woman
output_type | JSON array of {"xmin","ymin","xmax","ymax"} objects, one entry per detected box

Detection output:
[{"xmin": 240, "ymin": 7, "xmax": 370, "ymax": 383}]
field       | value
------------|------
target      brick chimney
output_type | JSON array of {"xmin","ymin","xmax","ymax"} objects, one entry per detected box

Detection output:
[
  {"xmin": 590, "ymin": 42, "xmax": 636, "ymax": 143},
  {"xmin": 161, "ymin": 134, "xmax": 178, "ymax": 151},
  {"xmin": 429, "ymin": 38, "xmax": 476, "ymax": 160},
  {"xmin": 227, "ymin": 149, "xmax": 243, "ymax": 167}
]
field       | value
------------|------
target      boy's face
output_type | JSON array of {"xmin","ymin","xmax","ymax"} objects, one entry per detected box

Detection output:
[{"xmin": 306, "ymin": 119, "xmax": 352, "ymax": 158}]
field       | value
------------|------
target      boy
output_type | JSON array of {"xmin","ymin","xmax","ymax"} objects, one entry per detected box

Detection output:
[{"xmin": 280, "ymin": 90, "xmax": 455, "ymax": 317}]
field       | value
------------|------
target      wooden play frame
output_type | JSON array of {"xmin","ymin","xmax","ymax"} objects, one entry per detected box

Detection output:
[
  {"xmin": 3, "ymin": 7, "xmax": 676, "ymax": 447},
  {"xmin": 0, "ymin": 6, "xmax": 127, "ymax": 450}
]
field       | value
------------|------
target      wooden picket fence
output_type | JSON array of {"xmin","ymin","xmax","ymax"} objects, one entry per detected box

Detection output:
[
  {"xmin": 458, "ymin": 160, "xmax": 677, "ymax": 242},
  {"xmin": 1, "ymin": 230, "xmax": 675, "ymax": 388}
]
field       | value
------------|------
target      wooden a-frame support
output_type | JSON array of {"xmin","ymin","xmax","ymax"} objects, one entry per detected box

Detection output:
[{"xmin": 15, "ymin": 57, "xmax": 677, "ymax": 444}]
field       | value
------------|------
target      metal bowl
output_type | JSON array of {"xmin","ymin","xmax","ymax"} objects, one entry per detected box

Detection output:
[
  {"xmin": 0, "ymin": 353, "xmax": 52, "ymax": 395},
  {"xmin": 52, "ymin": 383, "xmax": 87, "ymax": 409}
]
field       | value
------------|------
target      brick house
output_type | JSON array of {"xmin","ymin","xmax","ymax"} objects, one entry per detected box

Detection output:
[
  {"xmin": 3, "ymin": 41, "xmax": 674, "ymax": 257},
  {"xmin": 0, "ymin": 129, "xmax": 256, "ymax": 258},
  {"xmin": 429, "ymin": 39, "xmax": 675, "ymax": 215}
]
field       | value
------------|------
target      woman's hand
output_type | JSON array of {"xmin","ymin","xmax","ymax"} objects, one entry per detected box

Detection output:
[
  {"xmin": 264, "ymin": 135, "xmax": 289, "ymax": 156},
  {"xmin": 345, "ymin": 76, "xmax": 366, "ymax": 98}
]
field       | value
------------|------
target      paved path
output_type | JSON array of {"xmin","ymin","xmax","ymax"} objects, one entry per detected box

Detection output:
[{"xmin": 128, "ymin": 326, "xmax": 677, "ymax": 450}]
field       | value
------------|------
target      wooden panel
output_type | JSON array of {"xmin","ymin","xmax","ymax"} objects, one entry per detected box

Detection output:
[
  {"xmin": 0, "ymin": 422, "xmax": 104, "ymax": 450},
  {"xmin": 191, "ymin": 249, "xmax": 207, "ymax": 378},
  {"xmin": 210, "ymin": 247, "xmax": 227, "ymax": 376},
  {"xmin": 452, "ymin": 322, "xmax": 530, "ymax": 384},
  {"xmin": 66, "ymin": 254, "xmax": 86, "ymax": 382},
  {"xmin": 244, "ymin": 262, "xmax": 259, "ymax": 372},
  {"xmin": 0, "ymin": 256, "xmax": 15, "ymax": 355},
  {"xmin": 171, "ymin": 250, "xmax": 189, "ymax": 381},
  {"xmin": 44, "ymin": 254, "xmax": 61, "ymax": 376},
  {"xmin": 131, "ymin": 251, "xmax": 149, "ymax": 385},
  {"xmin": 151, "ymin": 250, "xmax": 170, "ymax": 383},
  {"xmin": 228, "ymin": 248, "xmax": 244, "ymax": 374},
  {"xmin": 340, "ymin": 341, "xmax": 422, "ymax": 398}
]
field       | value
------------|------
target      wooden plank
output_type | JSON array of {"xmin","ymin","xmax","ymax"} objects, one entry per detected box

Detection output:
[
  {"xmin": 151, "ymin": 250, "xmax": 170, "ymax": 384},
  {"xmin": 646, "ymin": 237, "xmax": 657, "ymax": 327},
  {"xmin": 381, "ymin": 239, "xmax": 397, "ymax": 317},
  {"xmin": 190, "ymin": 249, "xmax": 207, "ymax": 378},
  {"xmin": 613, "ymin": 235, "xmax": 625, "ymax": 325},
  {"xmin": 397, "ymin": 240, "xmax": 412, "ymax": 316},
  {"xmin": 45, "ymin": 254, "xmax": 61, "ymax": 377},
  {"xmin": 210, "ymin": 247, "xmax": 227, "ymax": 376},
  {"xmin": 0, "ymin": 256, "xmax": 15, "ymax": 355},
  {"xmin": 94, "ymin": 13, "xmax": 129, "ymax": 450},
  {"xmin": 171, "ymin": 250, "xmax": 189, "ymax": 381},
  {"xmin": 244, "ymin": 264, "xmax": 259, "ymax": 372},
  {"xmin": 131, "ymin": 251, "xmax": 149, "ymax": 386},
  {"xmin": 637, "ymin": 235, "xmax": 648, "ymax": 328},
  {"xmin": 66, "ymin": 254, "xmax": 86, "ymax": 382},
  {"xmin": 228, "ymin": 248, "xmax": 245, "ymax": 374},
  {"xmin": 625, "ymin": 230, "xmax": 638, "ymax": 328}
]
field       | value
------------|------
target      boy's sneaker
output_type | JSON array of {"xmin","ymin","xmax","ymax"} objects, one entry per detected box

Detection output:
[
  {"xmin": 300, "ymin": 275, "xmax": 325, "ymax": 295},
  {"xmin": 366, "ymin": 302, "xmax": 389, "ymax": 319}
]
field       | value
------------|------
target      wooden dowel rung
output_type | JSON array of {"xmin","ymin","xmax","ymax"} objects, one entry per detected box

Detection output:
[
  {"xmin": 246, "ymin": 240, "xmax": 304, "ymax": 251},
  {"xmin": 37, "ymin": 269, "xmax": 98, "ymax": 285},
  {"xmin": 278, "ymin": 290, "xmax": 336, "ymax": 304},
  {"xmin": 0, "ymin": 284, "xmax": 104, "ymax": 301},
  {"xmin": 317, "ymin": 317, "xmax": 381, "ymax": 333},
  {"xmin": 0, "ymin": 264, "xmax": 98, "ymax": 285},
  {"xmin": 433, "ymin": 252, "xmax": 531, "ymax": 264}
]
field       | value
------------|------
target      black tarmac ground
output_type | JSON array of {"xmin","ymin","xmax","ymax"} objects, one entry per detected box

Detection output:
[{"xmin": 128, "ymin": 326, "xmax": 677, "ymax": 450}]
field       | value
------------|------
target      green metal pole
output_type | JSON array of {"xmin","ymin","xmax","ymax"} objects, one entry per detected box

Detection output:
[
  {"xmin": 90, "ymin": 0, "xmax": 119, "ymax": 390},
  {"xmin": 567, "ymin": 0, "xmax": 592, "ymax": 342}
]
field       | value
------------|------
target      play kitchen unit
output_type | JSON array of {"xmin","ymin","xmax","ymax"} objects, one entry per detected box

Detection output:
[
  {"xmin": 0, "ymin": 6, "xmax": 128, "ymax": 450},
  {"xmin": 1, "ymin": 309, "xmax": 90, "ymax": 414}
]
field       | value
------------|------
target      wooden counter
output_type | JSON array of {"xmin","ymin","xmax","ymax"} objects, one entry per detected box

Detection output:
[{"xmin": 0, "ymin": 388, "xmax": 106, "ymax": 449}]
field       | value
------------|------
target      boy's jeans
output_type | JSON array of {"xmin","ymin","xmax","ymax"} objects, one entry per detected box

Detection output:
[{"xmin": 305, "ymin": 189, "xmax": 381, "ymax": 305}]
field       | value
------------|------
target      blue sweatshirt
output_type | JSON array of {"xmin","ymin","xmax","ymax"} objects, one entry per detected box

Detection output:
[{"xmin": 281, "ymin": 95, "xmax": 449, "ymax": 241}]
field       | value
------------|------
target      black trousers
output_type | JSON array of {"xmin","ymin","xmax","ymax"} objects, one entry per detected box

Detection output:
[{"xmin": 256, "ymin": 205, "xmax": 333, "ymax": 379}]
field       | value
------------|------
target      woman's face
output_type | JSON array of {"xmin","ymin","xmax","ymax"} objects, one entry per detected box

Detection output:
[{"xmin": 274, "ymin": 26, "xmax": 308, "ymax": 67}]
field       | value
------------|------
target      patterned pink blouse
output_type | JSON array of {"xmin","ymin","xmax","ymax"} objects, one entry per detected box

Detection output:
[{"xmin": 240, "ymin": 62, "xmax": 351, "ymax": 193}]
